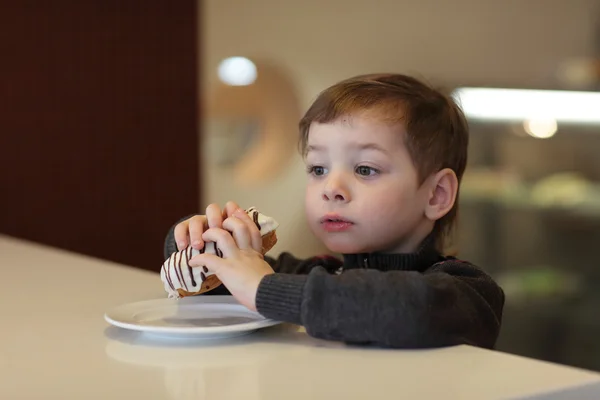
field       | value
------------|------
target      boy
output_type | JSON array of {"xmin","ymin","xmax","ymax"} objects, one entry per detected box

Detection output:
[{"xmin": 164, "ymin": 73, "xmax": 504, "ymax": 349}]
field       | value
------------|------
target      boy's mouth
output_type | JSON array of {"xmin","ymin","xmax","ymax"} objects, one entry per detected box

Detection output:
[
  {"xmin": 320, "ymin": 215, "xmax": 354, "ymax": 232},
  {"xmin": 320, "ymin": 214, "xmax": 352, "ymax": 223}
]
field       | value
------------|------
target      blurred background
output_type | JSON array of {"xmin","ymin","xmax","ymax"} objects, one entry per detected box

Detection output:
[{"xmin": 2, "ymin": 0, "xmax": 600, "ymax": 372}]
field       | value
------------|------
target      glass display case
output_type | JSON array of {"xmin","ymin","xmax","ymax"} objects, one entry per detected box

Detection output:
[{"xmin": 457, "ymin": 119, "xmax": 600, "ymax": 371}]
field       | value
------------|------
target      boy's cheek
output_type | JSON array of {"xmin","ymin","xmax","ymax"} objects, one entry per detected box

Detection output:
[
  {"xmin": 304, "ymin": 187, "xmax": 319, "ymax": 209},
  {"xmin": 305, "ymin": 187, "xmax": 323, "ymax": 204}
]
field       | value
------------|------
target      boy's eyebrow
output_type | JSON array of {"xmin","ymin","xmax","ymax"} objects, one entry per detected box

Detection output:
[
  {"xmin": 306, "ymin": 143, "xmax": 390, "ymax": 154},
  {"xmin": 353, "ymin": 143, "xmax": 390, "ymax": 155},
  {"xmin": 305, "ymin": 145, "xmax": 324, "ymax": 153}
]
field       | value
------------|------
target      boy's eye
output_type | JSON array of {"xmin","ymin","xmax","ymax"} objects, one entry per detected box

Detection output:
[
  {"xmin": 307, "ymin": 165, "xmax": 327, "ymax": 176},
  {"xmin": 355, "ymin": 166, "xmax": 379, "ymax": 176}
]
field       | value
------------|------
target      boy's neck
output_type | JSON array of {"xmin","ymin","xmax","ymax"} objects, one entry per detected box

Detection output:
[
  {"xmin": 342, "ymin": 234, "xmax": 440, "ymax": 272},
  {"xmin": 382, "ymin": 223, "xmax": 434, "ymax": 254}
]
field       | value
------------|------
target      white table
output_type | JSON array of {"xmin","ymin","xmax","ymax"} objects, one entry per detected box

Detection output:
[{"xmin": 2, "ymin": 234, "xmax": 600, "ymax": 400}]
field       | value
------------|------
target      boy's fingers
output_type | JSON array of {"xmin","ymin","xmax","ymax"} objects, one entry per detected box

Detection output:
[
  {"xmin": 188, "ymin": 215, "xmax": 207, "ymax": 249},
  {"xmin": 188, "ymin": 253, "xmax": 224, "ymax": 273},
  {"xmin": 233, "ymin": 209, "xmax": 262, "ymax": 253},
  {"xmin": 201, "ymin": 228, "xmax": 237, "ymax": 258},
  {"xmin": 206, "ymin": 203, "xmax": 224, "ymax": 229},
  {"xmin": 224, "ymin": 201, "xmax": 242, "ymax": 218},
  {"xmin": 173, "ymin": 221, "xmax": 190, "ymax": 251},
  {"xmin": 222, "ymin": 217, "xmax": 252, "ymax": 250}
]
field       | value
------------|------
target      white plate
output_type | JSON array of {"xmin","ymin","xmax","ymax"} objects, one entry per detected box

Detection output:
[{"xmin": 104, "ymin": 295, "xmax": 281, "ymax": 339}]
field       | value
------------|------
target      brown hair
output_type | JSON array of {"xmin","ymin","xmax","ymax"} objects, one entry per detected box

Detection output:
[{"xmin": 299, "ymin": 73, "xmax": 469, "ymax": 252}]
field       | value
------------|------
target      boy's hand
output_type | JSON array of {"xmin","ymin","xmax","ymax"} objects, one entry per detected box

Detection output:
[
  {"xmin": 188, "ymin": 223, "xmax": 274, "ymax": 312},
  {"xmin": 173, "ymin": 201, "xmax": 262, "ymax": 252}
]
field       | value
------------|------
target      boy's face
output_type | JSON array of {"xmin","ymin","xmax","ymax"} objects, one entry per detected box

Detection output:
[{"xmin": 304, "ymin": 114, "xmax": 434, "ymax": 254}]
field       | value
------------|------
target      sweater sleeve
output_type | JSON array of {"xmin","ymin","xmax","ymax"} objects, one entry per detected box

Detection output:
[{"xmin": 256, "ymin": 260, "xmax": 504, "ymax": 349}]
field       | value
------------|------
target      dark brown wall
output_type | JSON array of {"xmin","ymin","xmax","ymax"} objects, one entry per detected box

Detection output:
[{"xmin": 0, "ymin": 2, "xmax": 200, "ymax": 271}]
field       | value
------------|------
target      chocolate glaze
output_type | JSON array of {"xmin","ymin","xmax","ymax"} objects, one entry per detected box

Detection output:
[
  {"xmin": 188, "ymin": 244, "xmax": 206, "ymax": 287},
  {"xmin": 188, "ymin": 266, "xmax": 197, "ymax": 287},
  {"xmin": 252, "ymin": 210, "xmax": 261, "ymax": 231},
  {"xmin": 188, "ymin": 252, "xmax": 197, "ymax": 287},
  {"xmin": 168, "ymin": 237, "xmax": 233, "ymax": 293},
  {"xmin": 179, "ymin": 249, "xmax": 189, "ymax": 291},
  {"xmin": 165, "ymin": 254, "xmax": 175, "ymax": 290},
  {"xmin": 174, "ymin": 251, "xmax": 185, "ymax": 290}
]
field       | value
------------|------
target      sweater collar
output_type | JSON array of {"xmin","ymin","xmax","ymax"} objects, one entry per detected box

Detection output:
[{"xmin": 341, "ymin": 235, "xmax": 441, "ymax": 272}]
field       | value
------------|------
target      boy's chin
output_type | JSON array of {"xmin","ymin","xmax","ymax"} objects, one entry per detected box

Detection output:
[{"xmin": 323, "ymin": 239, "xmax": 371, "ymax": 255}]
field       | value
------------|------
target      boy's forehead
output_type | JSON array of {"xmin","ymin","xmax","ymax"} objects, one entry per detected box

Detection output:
[
  {"xmin": 332, "ymin": 108, "xmax": 407, "ymax": 127},
  {"xmin": 307, "ymin": 113, "xmax": 407, "ymax": 147}
]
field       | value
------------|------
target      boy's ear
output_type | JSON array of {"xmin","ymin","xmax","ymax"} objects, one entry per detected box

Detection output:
[{"xmin": 424, "ymin": 168, "xmax": 458, "ymax": 222}]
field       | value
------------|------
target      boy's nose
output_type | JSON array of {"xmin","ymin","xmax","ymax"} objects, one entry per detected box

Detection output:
[{"xmin": 322, "ymin": 174, "xmax": 350, "ymax": 202}]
